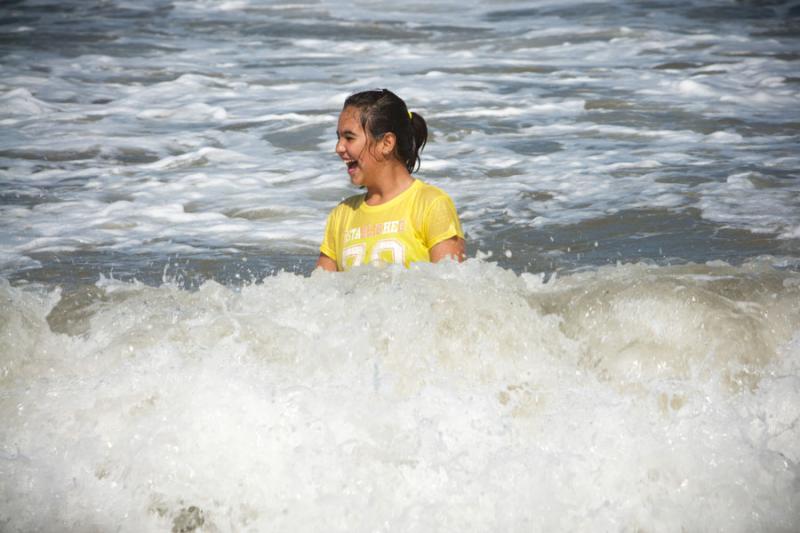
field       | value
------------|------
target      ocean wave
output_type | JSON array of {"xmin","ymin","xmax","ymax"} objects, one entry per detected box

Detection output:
[{"xmin": 2, "ymin": 260, "xmax": 799, "ymax": 531}]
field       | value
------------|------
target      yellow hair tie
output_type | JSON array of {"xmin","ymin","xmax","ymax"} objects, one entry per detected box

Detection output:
[{"xmin": 408, "ymin": 110, "xmax": 413, "ymax": 120}]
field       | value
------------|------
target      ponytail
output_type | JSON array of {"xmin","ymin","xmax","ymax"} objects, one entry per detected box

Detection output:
[{"xmin": 407, "ymin": 111, "xmax": 428, "ymax": 173}]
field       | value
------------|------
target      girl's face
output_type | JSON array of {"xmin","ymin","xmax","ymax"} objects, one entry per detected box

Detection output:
[{"xmin": 335, "ymin": 106, "xmax": 382, "ymax": 187}]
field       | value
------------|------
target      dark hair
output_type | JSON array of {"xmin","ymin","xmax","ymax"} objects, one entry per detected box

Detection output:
[{"xmin": 343, "ymin": 89, "xmax": 428, "ymax": 173}]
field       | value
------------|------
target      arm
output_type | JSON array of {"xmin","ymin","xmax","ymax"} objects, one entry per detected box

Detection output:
[
  {"xmin": 316, "ymin": 252, "xmax": 338, "ymax": 272},
  {"xmin": 424, "ymin": 192, "xmax": 464, "ymax": 264},
  {"xmin": 430, "ymin": 236, "xmax": 465, "ymax": 263}
]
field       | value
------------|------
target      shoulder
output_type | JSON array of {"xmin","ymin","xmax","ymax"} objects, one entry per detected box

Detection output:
[
  {"xmin": 330, "ymin": 192, "xmax": 365, "ymax": 215},
  {"xmin": 412, "ymin": 179, "xmax": 454, "ymax": 205}
]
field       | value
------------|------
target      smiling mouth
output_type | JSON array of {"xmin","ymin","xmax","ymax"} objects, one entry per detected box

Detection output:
[{"xmin": 345, "ymin": 159, "xmax": 358, "ymax": 171}]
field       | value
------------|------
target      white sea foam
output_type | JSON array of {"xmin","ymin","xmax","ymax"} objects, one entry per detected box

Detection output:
[
  {"xmin": 0, "ymin": 88, "xmax": 56, "ymax": 116},
  {"xmin": 137, "ymin": 103, "xmax": 229, "ymax": 122},
  {"xmin": 697, "ymin": 172, "xmax": 800, "ymax": 236},
  {"xmin": 1, "ymin": 261, "xmax": 799, "ymax": 531}
]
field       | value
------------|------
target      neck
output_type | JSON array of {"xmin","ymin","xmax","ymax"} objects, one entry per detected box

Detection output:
[{"xmin": 364, "ymin": 161, "xmax": 415, "ymax": 205}]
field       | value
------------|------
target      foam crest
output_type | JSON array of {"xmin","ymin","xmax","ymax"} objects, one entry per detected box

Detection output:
[
  {"xmin": 0, "ymin": 88, "xmax": 56, "ymax": 116},
  {"xmin": 697, "ymin": 172, "xmax": 800, "ymax": 236},
  {"xmin": 137, "ymin": 103, "xmax": 228, "ymax": 122},
  {"xmin": 2, "ymin": 261, "xmax": 799, "ymax": 531},
  {"xmin": 539, "ymin": 262, "xmax": 800, "ymax": 389}
]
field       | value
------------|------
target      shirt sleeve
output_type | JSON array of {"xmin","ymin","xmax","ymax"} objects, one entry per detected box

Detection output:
[
  {"xmin": 423, "ymin": 194, "xmax": 464, "ymax": 249},
  {"xmin": 319, "ymin": 208, "xmax": 338, "ymax": 261}
]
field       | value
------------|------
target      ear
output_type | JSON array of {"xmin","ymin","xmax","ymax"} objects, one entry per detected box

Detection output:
[{"xmin": 380, "ymin": 132, "xmax": 397, "ymax": 156}]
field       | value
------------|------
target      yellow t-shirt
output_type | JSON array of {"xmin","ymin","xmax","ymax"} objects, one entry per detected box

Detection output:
[{"xmin": 320, "ymin": 179, "xmax": 463, "ymax": 271}]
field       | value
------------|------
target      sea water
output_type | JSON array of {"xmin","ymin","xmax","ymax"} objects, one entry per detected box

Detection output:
[{"xmin": 1, "ymin": 0, "xmax": 799, "ymax": 531}]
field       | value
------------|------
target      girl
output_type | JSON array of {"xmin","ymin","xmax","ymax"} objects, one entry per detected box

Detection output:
[{"xmin": 316, "ymin": 89, "xmax": 465, "ymax": 272}]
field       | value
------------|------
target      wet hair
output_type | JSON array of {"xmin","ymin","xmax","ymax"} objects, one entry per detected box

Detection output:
[{"xmin": 343, "ymin": 89, "xmax": 428, "ymax": 173}]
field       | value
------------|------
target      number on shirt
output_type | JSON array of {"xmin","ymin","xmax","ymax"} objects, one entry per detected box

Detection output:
[
  {"xmin": 342, "ymin": 239, "xmax": 405, "ymax": 268},
  {"xmin": 371, "ymin": 238, "xmax": 404, "ymax": 266},
  {"xmin": 343, "ymin": 243, "xmax": 366, "ymax": 268}
]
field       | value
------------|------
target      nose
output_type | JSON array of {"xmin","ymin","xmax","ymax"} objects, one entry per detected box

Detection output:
[{"xmin": 335, "ymin": 137, "xmax": 345, "ymax": 157}]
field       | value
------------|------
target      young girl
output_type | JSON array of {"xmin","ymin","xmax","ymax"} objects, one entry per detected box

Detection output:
[{"xmin": 316, "ymin": 89, "xmax": 465, "ymax": 272}]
